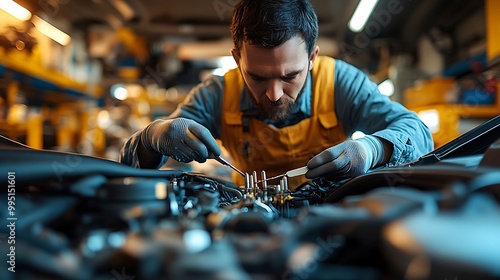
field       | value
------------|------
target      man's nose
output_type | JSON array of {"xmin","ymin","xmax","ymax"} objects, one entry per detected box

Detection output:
[{"xmin": 266, "ymin": 80, "xmax": 284, "ymax": 102}]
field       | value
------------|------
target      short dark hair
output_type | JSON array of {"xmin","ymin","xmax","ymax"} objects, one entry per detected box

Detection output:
[{"xmin": 230, "ymin": 0, "xmax": 318, "ymax": 56}]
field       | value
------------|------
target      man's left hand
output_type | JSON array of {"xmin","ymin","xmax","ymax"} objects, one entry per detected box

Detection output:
[{"xmin": 305, "ymin": 139, "xmax": 376, "ymax": 180}]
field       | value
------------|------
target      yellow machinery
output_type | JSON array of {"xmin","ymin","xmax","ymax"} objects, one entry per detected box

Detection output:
[
  {"xmin": 405, "ymin": 79, "xmax": 500, "ymax": 148},
  {"xmin": 404, "ymin": 0, "xmax": 500, "ymax": 148}
]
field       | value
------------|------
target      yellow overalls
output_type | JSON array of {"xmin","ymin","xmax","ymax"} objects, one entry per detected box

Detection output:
[{"xmin": 220, "ymin": 56, "xmax": 346, "ymax": 189}]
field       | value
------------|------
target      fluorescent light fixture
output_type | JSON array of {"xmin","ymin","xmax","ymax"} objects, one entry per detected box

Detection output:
[
  {"xmin": 378, "ymin": 79, "xmax": 394, "ymax": 97},
  {"xmin": 348, "ymin": 0, "xmax": 379, "ymax": 32},
  {"xmin": 111, "ymin": 0, "xmax": 135, "ymax": 20},
  {"xmin": 0, "ymin": 0, "xmax": 32, "ymax": 21},
  {"xmin": 31, "ymin": 15, "xmax": 71, "ymax": 45}
]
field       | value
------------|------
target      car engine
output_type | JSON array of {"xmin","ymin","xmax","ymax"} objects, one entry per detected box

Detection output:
[{"xmin": 1, "ymin": 128, "xmax": 500, "ymax": 280}]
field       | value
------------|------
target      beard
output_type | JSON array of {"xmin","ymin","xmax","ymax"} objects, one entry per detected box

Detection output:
[
  {"xmin": 244, "ymin": 80, "xmax": 307, "ymax": 123},
  {"xmin": 257, "ymin": 95, "xmax": 295, "ymax": 122}
]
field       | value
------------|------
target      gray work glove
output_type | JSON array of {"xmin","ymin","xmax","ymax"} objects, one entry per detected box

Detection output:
[
  {"xmin": 140, "ymin": 118, "xmax": 221, "ymax": 163},
  {"xmin": 305, "ymin": 136, "xmax": 384, "ymax": 180}
]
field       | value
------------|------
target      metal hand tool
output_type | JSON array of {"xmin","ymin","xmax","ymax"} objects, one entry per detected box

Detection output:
[
  {"xmin": 258, "ymin": 166, "xmax": 308, "ymax": 183},
  {"xmin": 214, "ymin": 156, "xmax": 246, "ymax": 177}
]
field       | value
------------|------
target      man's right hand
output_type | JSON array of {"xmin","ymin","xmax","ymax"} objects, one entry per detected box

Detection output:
[{"xmin": 140, "ymin": 118, "xmax": 221, "ymax": 163}]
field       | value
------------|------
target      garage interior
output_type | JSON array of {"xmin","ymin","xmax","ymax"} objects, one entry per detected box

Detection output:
[
  {"xmin": 1, "ymin": 0, "xmax": 498, "ymax": 162},
  {"xmin": 1, "ymin": 1, "xmax": 500, "ymax": 279}
]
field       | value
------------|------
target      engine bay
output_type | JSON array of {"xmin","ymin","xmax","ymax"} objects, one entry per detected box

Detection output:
[{"xmin": 2, "ymin": 117, "xmax": 500, "ymax": 279}]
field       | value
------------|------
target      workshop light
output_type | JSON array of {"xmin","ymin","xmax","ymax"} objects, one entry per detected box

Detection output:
[
  {"xmin": 0, "ymin": 0, "xmax": 31, "ymax": 20},
  {"xmin": 348, "ymin": 0, "xmax": 379, "ymax": 32},
  {"xmin": 378, "ymin": 79, "xmax": 394, "ymax": 97},
  {"xmin": 7, "ymin": 104, "xmax": 28, "ymax": 123},
  {"xmin": 31, "ymin": 15, "xmax": 71, "ymax": 46},
  {"xmin": 212, "ymin": 56, "xmax": 238, "ymax": 76},
  {"xmin": 418, "ymin": 109, "xmax": 440, "ymax": 133},
  {"xmin": 212, "ymin": 68, "xmax": 227, "ymax": 76},
  {"xmin": 111, "ymin": 84, "xmax": 128, "ymax": 100},
  {"xmin": 125, "ymin": 84, "xmax": 143, "ymax": 98},
  {"xmin": 97, "ymin": 110, "xmax": 112, "ymax": 129},
  {"xmin": 111, "ymin": 0, "xmax": 135, "ymax": 20}
]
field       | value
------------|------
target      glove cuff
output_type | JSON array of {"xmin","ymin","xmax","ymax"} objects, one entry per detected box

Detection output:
[
  {"xmin": 355, "ymin": 135, "xmax": 385, "ymax": 169},
  {"xmin": 140, "ymin": 119, "xmax": 165, "ymax": 154}
]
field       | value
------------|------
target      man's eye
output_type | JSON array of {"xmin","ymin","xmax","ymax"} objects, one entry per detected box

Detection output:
[
  {"xmin": 251, "ymin": 76, "xmax": 264, "ymax": 81},
  {"xmin": 282, "ymin": 75, "xmax": 297, "ymax": 81}
]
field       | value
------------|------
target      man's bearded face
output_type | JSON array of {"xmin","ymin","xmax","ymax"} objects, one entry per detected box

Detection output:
[{"xmin": 233, "ymin": 35, "xmax": 317, "ymax": 122}]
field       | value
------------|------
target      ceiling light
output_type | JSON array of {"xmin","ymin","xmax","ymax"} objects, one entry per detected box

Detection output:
[
  {"xmin": 31, "ymin": 15, "xmax": 71, "ymax": 45},
  {"xmin": 348, "ymin": 0, "xmax": 379, "ymax": 32},
  {"xmin": 0, "ymin": 0, "xmax": 31, "ymax": 21}
]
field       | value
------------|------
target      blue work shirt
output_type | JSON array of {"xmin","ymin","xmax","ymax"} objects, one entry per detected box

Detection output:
[{"xmin": 120, "ymin": 59, "xmax": 433, "ymax": 168}]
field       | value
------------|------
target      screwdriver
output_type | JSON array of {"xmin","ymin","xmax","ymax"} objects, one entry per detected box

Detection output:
[
  {"xmin": 258, "ymin": 166, "xmax": 309, "ymax": 183},
  {"xmin": 213, "ymin": 155, "xmax": 246, "ymax": 177}
]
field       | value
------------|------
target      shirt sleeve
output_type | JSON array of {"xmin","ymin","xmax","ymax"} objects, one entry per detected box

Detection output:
[
  {"xmin": 334, "ymin": 60, "xmax": 434, "ymax": 166},
  {"xmin": 119, "ymin": 75, "xmax": 225, "ymax": 168}
]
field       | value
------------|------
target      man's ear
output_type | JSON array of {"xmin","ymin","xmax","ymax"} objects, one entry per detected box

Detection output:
[
  {"xmin": 308, "ymin": 45, "xmax": 320, "ymax": 70},
  {"xmin": 231, "ymin": 48, "xmax": 240, "ymax": 66}
]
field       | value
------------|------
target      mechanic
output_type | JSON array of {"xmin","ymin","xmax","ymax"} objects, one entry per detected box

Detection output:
[{"xmin": 120, "ymin": 0, "xmax": 433, "ymax": 188}]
